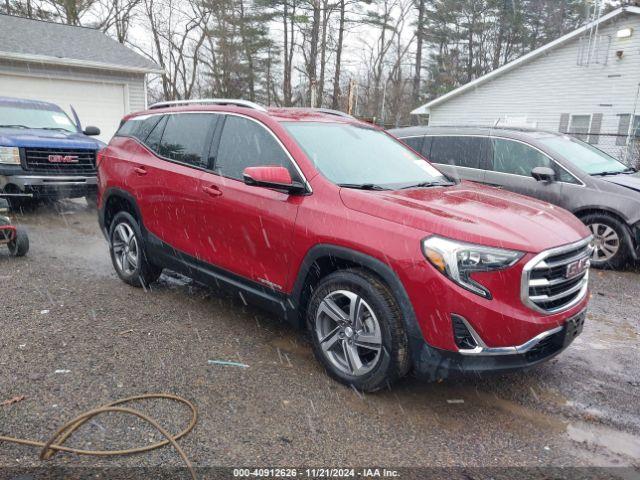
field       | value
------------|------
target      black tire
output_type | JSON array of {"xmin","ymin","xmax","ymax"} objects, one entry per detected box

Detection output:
[
  {"xmin": 581, "ymin": 213, "xmax": 631, "ymax": 270},
  {"xmin": 108, "ymin": 211, "xmax": 162, "ymax": 287},
  {"xmin": 8, "ymin": 227, "xmax": 29, "ymax": 257},
  {"xmin": 306, "ymin": 268, "xmax": 410, "ymax": 392}
]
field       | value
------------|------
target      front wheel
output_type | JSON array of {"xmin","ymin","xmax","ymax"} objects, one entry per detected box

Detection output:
[
  {"xmin": 307, "ymin": 269, "xmax": 410, "ymax": 392},
  {"xmin": 582, "ymin": 214, "xmax": 631, "ymax": 270},
  {"xmin": 109, "ymin": 212, "xmax": 162, "ymax": 287}
]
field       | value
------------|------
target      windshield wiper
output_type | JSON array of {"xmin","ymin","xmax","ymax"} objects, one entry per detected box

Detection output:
[
  {"xmin": 338, "ymin": 183, "xmax": 388, "ymax": 191},
  {"xmin": 37, "ymin": 127, "xmax": 74, "ymax": 132},
  {"xmin": 0, "ymin": 124, "xmax": 29, "ymax": 129},
  {"xmin": 398, "ymin": 181, "xmax": 455, "ymax": 190},
  {"xmin": 591, "ymin": 168, "xmax": 636, "ymax": 176}
]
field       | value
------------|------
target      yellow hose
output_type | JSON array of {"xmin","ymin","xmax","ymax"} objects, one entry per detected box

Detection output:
[{"xmin": 0, "ymin": 393, "xmax": 198, "ymax": 480}]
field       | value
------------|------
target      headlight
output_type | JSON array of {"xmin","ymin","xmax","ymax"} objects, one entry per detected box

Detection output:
[
  {"xmin": 422, "ymin": 236, "xmax": 524, "ymax": 298},
  {"xmin": 0, "ymin": 147, "xmax": 20, "ymax": 165}
]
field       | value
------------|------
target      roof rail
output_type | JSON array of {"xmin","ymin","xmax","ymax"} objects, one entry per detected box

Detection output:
[
  {"xmin": 311, "ymin": 108, "xmax": 354, "ymax": 119},
  {"xmin": 148, "ymin": 98, "xmax": 267, "ymax": 112}
]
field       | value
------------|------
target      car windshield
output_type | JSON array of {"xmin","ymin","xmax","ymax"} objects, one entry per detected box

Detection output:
[
  {"xmin": 283, "ymin": 122, "xmax": 449, "ymax": 189},
  {"xmin": 539, "ymin": 136, "xmax": 631, "ymax": 176},
  {"xmin": 0, "ymin": 105, "xmax": 77, "ymax": 132}
]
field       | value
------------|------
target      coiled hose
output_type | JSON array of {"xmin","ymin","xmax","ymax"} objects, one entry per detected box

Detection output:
[{"xmin": 0, "ymin": 393, "xmax": 198, "ymax": 479}]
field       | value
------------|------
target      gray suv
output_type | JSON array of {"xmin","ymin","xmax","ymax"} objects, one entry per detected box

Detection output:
[{"xmin": 389, "ymin": 126, "xmax": 640, "ymax": 269}]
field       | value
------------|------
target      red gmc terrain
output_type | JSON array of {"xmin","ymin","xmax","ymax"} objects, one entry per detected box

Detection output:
[{"xmin": 97, "ymin": 99, "xmax": 592, "ymax": 391}]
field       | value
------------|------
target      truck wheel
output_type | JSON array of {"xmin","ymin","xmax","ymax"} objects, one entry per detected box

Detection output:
[
  {"xmin": 307, "ymin": 269, "xmax": 410, "ymax": 392},
  {"xmin": 109, "ymin": 211, "xmax": 162, "ymax": 287},
  {"xmin": 582, "ymin": 213, "xmax": 631, "ymax": 270},
  {"xmin": 8, "ymin": 227, "xmax": 29, "ymax": 257}
]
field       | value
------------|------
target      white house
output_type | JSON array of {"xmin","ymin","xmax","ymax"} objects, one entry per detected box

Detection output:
[
  {"xmin": 0, "ymin": 14, "xmax": 163, "ymax": 141},
  {"xmin": 412, "ymin": 6, "xmax": 640, "ymax": 162}
]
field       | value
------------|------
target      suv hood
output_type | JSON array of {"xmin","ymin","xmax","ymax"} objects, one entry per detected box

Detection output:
[
  {"xmin": 599, "ymin": 172, "xmax": 640, "ymax": 193},
  {"xmin": 0, "ymin": 127, "xmax": 104, "ymax": 149},
  {"xmin": 340, "ymin": 181, "xmax": 589, "ymax": 253}
]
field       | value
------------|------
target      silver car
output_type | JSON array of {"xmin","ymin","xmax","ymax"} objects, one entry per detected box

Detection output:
[{"xmin": 389, "ymin": 126, "xmax": 640, "ymax": 269}]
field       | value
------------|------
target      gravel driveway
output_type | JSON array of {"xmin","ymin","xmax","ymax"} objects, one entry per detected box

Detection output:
[{"xmin": 1, "ymin": 201, "xmax": 639, "ymax": 479}]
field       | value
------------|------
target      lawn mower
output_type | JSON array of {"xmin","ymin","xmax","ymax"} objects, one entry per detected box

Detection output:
[{"xmin": 0, "ymin": 194, "xmax": 29, "ymax": 257}]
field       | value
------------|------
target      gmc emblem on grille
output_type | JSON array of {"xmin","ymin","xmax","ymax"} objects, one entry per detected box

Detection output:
[
  {"xmin": 565, "ymin": 257, "xmax": 590, "ymax": 279},
  {"xmin": 48, "ymin": 154, "xmax": 79, "ymax": 163}
]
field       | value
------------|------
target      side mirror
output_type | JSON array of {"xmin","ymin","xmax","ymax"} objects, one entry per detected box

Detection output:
[
  {"xmin": 531, "ymin": 166, "xmax": 556, "ymax": 182},
  {"xmin": 243, "ymin": 166, "xmax": 306, "ymax": 194},
  {"xmin": 83, "ymin": 126, "xmax": 101, "ymax": 136}
]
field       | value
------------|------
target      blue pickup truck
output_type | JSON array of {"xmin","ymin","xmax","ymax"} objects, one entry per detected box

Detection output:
[{"xmin": 0, "ymin": 96, "xmax": 105, "ymax": 209}]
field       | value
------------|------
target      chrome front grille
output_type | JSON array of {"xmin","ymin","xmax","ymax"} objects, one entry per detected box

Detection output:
[
  {"xmin": 23, "ymin": 148, "xmax": 97, "ymax": 174},
  {"xmin": 521, "ymin": 237, "xmax": 593, "ymax": 314}
]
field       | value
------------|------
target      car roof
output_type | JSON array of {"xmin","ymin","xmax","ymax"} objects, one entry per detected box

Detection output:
[
  {"xmin": 0, "ymin": 96, "xmax": 62, "ymax": 110},
  {"xmin": 388, "ymin": 125, "xmax": 564, "ymax": 141},
  {"xmin": 129, "ymin": 103, "xmax": 364, "ymax": 126}
]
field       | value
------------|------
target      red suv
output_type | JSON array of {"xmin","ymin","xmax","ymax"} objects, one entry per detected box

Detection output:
[{"xmin": 97, "ymin": 99, "xmax": 592, "ymax": 391}]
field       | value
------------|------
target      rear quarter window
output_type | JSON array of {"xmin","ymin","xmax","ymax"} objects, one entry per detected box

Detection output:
[
  {"xmin": 116, "ymin": 115, "xmax": 163, "ymax": 142},
  {"xmin": 429, "ymin": 136, "xmax": 490, "ymax": 169}
]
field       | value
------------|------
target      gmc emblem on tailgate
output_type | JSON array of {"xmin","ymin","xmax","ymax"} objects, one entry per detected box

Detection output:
[
  {"xmin": 565, "ymin": 257, "xmax": 590, "ymax": 279},
  {"xmin": 48, "ymin": 154, "xmax": 79, "ymax": 163}
]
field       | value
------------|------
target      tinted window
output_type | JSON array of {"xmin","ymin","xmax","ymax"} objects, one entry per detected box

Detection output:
[
  {"xmin": 491, "ymin": 138, "xmax": 554, "ymax": 176},
  {"xmin": 421, "ymin": 136, "xmax": 433, "ymax": 158},
  {"xmin": 146, "ymin": 115, "xmax": 167, "ymax": 153},
  {"xmin": 117, "ymin": 115, "xmax": 162, "ymax": 142},
  {"xmin": 402, "ymin": 136, "xmax": 423, "ymax": 152},
  {"xmin": 429, "ymin": 136, "xmax": 489, "ymax": 169},
  {"xmin": 215, "ymin": 116, "xmax": 293, "ymax": 180},
  {"xmin": 157, "ymin": 114, "xmax": 216, "ymax": 167}
]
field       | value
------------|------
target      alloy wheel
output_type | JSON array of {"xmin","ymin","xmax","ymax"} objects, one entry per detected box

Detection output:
[
  {"xmin": 315, "ymin": 290, "xmax": 383, "ymax": 377},
  {"xmin": 112, "ymin": 222, "xmax": 139, "ymax": 275},
  {"xmin": 588, "ymin": 223, "xmax": 620, "ymax": 262}
]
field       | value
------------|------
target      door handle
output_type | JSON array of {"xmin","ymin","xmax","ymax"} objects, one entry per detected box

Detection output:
[
  {"xmin": 133, "ymin": 166, "xmax": 147, "ymax": 175},
  {"xmin": 202, "ymin": 185, "xmax": 222, "ymax": 197}
]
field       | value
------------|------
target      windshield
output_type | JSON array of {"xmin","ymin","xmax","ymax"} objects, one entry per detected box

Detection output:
[
  {"xmin": 0, "ymin": 105, "xmax": 77, "ymax": 132},
  {"xmin": 283, "ymin": 122, "xmax": 448, "ymax": 189},
  {"xmin": 539, "ymin": 136, "xmax": 630, "ymax": 175}
]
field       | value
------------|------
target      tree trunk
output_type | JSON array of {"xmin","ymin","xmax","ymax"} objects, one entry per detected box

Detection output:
[
  {"xmin": 331, "ymin": 0, "xmax": 345, "ymax": 109},
  {"xmin": 411, "ymin": 0, "xmax": 425, "ymax": 124},
  {"xmin": 308, "ymin": 0, "xmax": 321, "ymax": 106}
]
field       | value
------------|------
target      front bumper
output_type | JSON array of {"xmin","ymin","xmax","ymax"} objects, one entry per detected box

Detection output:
[
  {"xmin": 412, "ymin": 310, "xmax": 586, "ymax": 379},
  {"xmin": 1, "ymin": 174, "xmax": 97, "ymax": 198}
]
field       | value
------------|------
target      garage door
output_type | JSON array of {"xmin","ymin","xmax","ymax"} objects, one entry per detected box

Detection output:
[{"xmin": 0, "ymin": 74, "xmax": 126, "ymax": 142}]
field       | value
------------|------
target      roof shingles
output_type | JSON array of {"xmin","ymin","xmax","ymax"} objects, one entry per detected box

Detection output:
[{"xmin": 0, "ymin": 14, "xmax": 161, "ymax": 73}]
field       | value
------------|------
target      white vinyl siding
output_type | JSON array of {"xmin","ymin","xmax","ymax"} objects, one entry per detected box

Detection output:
[{"xmin": 426, "ymin": 12, "xmax": 640, "ymax": 140}]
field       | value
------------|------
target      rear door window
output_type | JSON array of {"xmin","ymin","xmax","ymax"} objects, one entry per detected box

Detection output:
[
  {"xmin": 421, "ymin": 136, "xmax": 433, "ymax": 158},
  {"xmin": 402, "ymin": 136, "xmax": 424, "ymax": 152},
  {"xmin": 156, "ymin": 113, "xmax": 218, "ymax": 168},
  {"xmin": 145, "ymin": 115, "xmax": 167, "ymax": 153},
  {"xmin": 429, "ymin": 136, "xmax": 489, "ymax": 169}
]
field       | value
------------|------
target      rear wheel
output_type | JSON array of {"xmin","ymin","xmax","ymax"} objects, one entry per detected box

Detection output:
[
  {"xmin": 109, "ymin": 211, "xmax": 162, "ymax": 287},
  {"xmin": 307, "ymin": 269, "xmax": 410, "ymax": 392},
  {"xmin": 582, "ymin": 213, "xmax": 631, "ymax": 269},
  {"xmin": 8, "ymin": 227, "xmax": 29, "ymax": 257}
]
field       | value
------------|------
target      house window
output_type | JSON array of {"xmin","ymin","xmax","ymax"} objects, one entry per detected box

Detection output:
[
  {"xmin": 632, "ymin": 116, "xmax": 640, "ymax": 138},
  {"xmin": 569, "ymin": 115, "xmax": 591, "ymax": 141}
]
